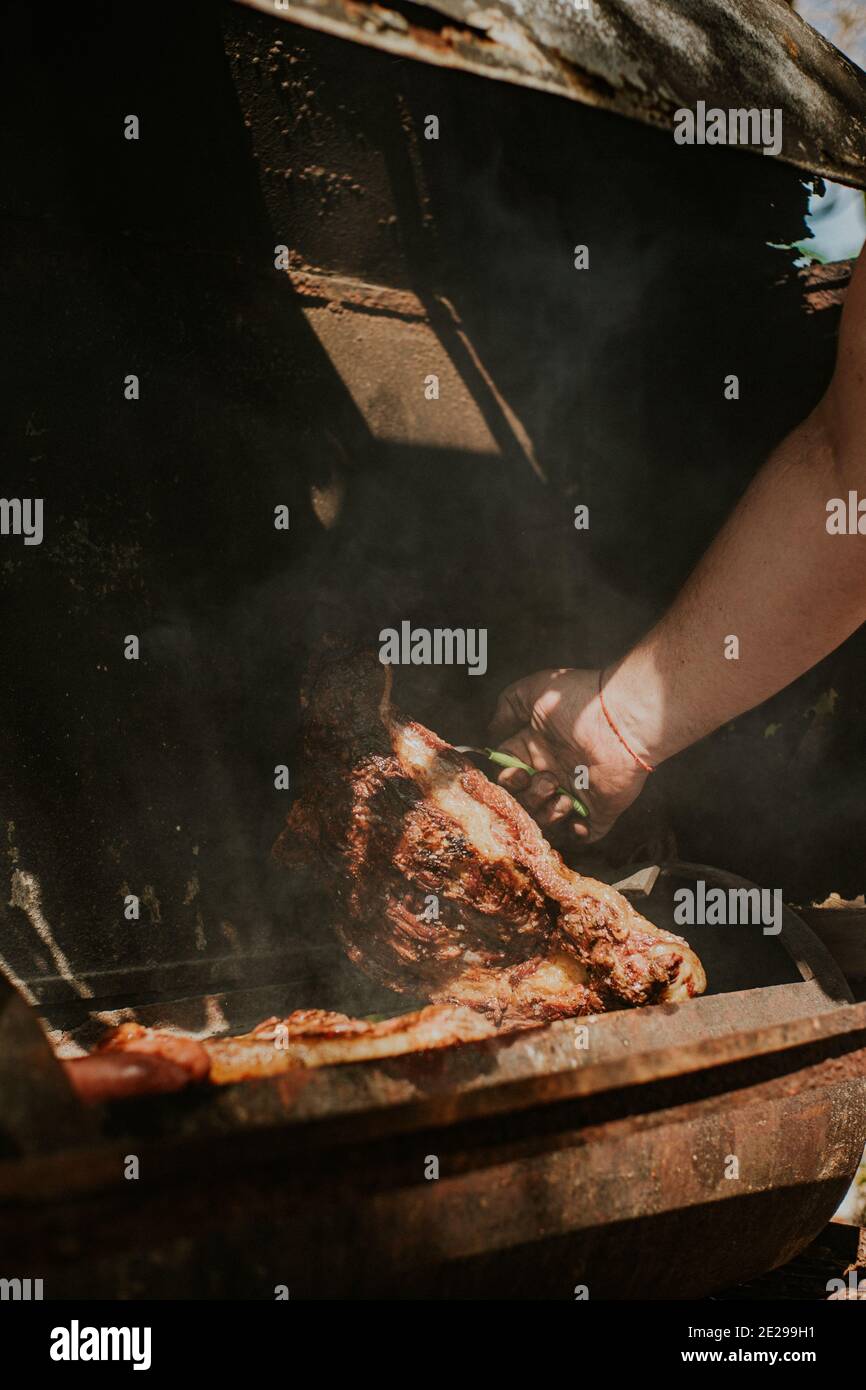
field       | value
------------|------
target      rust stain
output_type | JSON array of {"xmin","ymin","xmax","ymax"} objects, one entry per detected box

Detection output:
[{"xmin": 287, "ymin": 266, "xmax": 427, "ymax": 319}]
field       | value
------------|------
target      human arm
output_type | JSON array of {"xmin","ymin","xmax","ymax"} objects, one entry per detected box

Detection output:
[{"xmin": 492, "ymin": 252, "xmax": 866, "ymax": 842}]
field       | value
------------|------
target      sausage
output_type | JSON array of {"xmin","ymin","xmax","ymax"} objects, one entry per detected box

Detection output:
[
  {"xmin": 95, "ymin": 1022, "xmax": 211, "ymax": 1080},
  {"xmin": 61, "ymin": 1051, "xmax": 196, "ymax": 1103}
]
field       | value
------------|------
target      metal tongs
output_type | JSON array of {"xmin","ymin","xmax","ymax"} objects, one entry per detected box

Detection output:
[{"xmin": 455, "ymin": 745, "xmax": 590, "ymax": 819}]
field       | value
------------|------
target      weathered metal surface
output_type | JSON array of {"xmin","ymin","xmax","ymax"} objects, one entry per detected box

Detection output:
[
  {"xmin": 236, "ymin": 0, "xmax": 866, "ymax": 186},
  {"xmin": 797, "ymin": 900, "xmax": 866, "ymax": 985},
  {"xmin": 301, "ymin": 296, "xmax": 502, "ymax": 450},
  {"xmin": 0, "ymin": 976, "xmax": 93, "ymax": 1159},
  {"xmin": 288, "ymin": 267, "xmax": 427, "ymax": 318}
]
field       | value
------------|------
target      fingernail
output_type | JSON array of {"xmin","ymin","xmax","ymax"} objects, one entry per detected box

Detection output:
[
  {"xmin": 534, "ymin": 775, "xmax": 557, "ymax": 796},
  {"xmin": 507, "ymin": 769, "xmax": 530, "ymax": 791}
]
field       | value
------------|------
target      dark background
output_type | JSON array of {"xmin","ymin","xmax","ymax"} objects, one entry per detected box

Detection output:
[{"xmin": 0, "ymin": 0, "xmax": 859, "ymax": 1022}]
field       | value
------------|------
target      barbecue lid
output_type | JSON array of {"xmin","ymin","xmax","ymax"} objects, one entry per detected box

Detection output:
[{"xmin": 235, "ymin": 0, "xmax": 866, "ymax": 188}]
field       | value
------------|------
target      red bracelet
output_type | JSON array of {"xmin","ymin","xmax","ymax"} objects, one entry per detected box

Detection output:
[{"xmin": 597, "ymin": 670, "xmax": 655, "ymax": 774}]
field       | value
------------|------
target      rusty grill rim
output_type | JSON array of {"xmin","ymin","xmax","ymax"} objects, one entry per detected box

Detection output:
[
  {"xmin": 4, "ymin": 1000, "xmax": 866, "ymax": 1211},
  {"xmin": 232, "ymin": 0, "xmax": 866, "ymax": 189}
]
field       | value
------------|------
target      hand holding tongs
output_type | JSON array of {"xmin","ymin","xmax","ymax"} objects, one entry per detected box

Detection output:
[{"xmin": 455, "ymin": 746, "xmax": 589, "ymax": 820}]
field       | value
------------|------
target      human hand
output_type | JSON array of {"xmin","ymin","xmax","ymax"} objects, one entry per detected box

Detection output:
[{"xmin": 489, "ymin": 668, "xmax": 649, "ymax": 844}]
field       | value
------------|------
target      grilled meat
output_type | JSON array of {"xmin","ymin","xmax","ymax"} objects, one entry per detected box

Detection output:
[
  {"xmin": 205, "ymin": 1005, "xmax": 498, "ymax": 1082},
  {"xmin": 66, "ymin": 1005, "xmax": 502, "ymax": 1098},
  {"xmin": 273, "ymin": 646, "xmax": 706, "ymax": 1023}
]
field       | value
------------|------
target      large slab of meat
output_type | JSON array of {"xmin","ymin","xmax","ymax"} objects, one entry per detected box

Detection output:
[{"xmin": 273, "ymin": 646, "xmax": 706, "ymax": 1026}]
